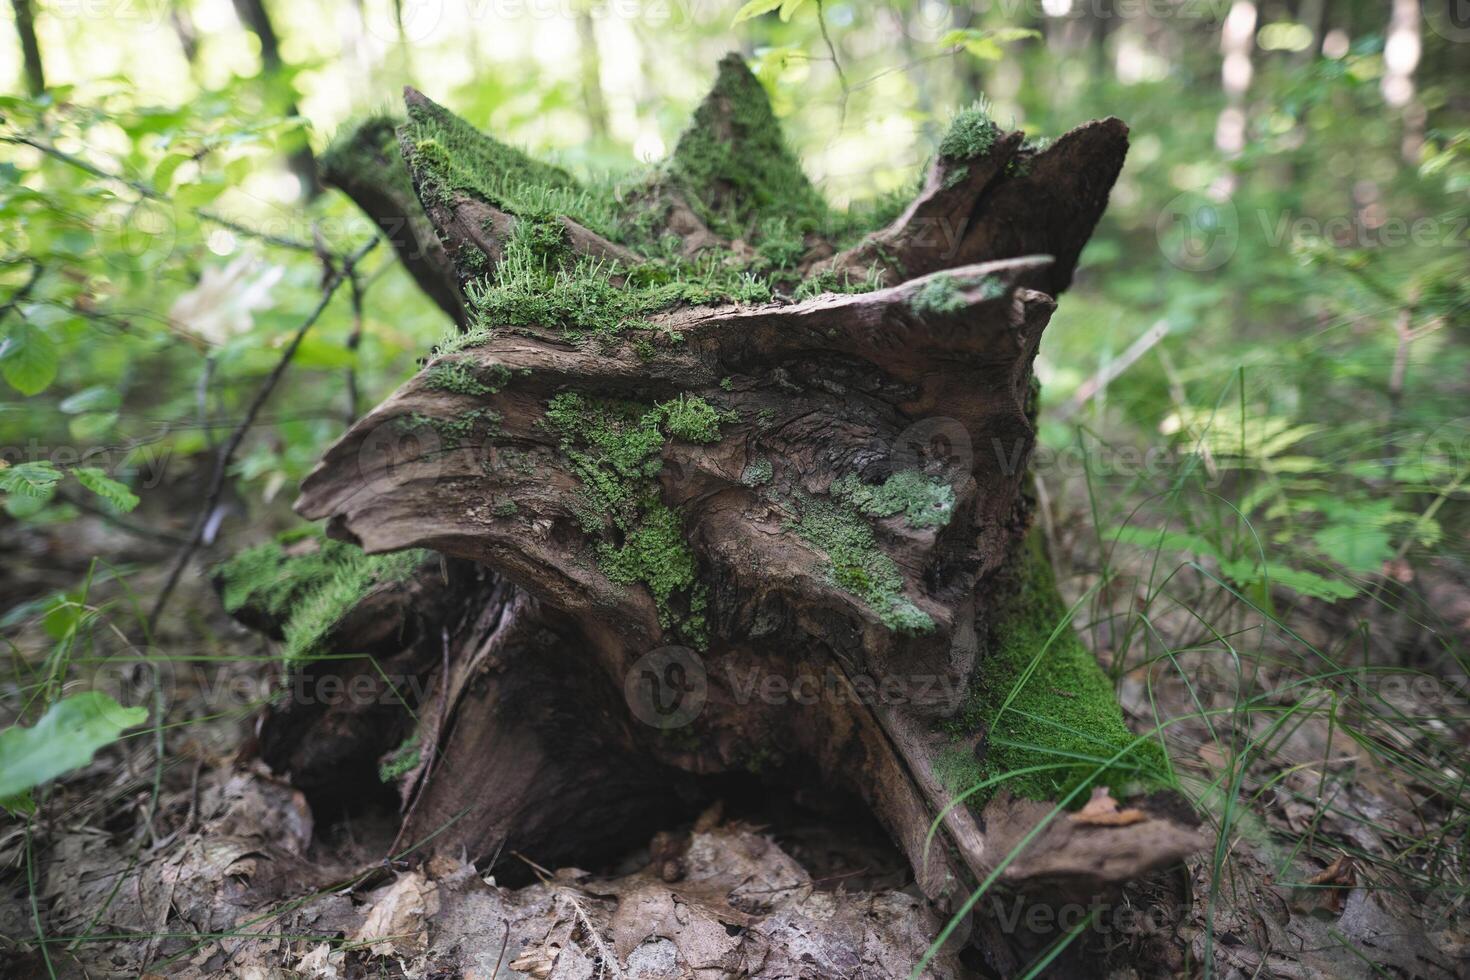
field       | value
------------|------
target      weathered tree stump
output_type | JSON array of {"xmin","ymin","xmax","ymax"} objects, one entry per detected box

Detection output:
[{"xmin": 221, "ymin": 54, "xmax": 1202, "ymax": 971}]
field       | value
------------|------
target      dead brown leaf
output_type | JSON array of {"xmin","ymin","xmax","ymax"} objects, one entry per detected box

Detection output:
[{"xmin": 1071, "ymin": 786, "xmax": 1149, "ymax": 826}]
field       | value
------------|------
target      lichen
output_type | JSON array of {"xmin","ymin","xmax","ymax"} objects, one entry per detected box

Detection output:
[
  {"xmin": 541, "ymin": 392, "xmax": 721, "ymax": 644},
  {"xmin": 397, "ymin": 407, "xmax": 499, "ymax": 447},
  {"xmin": 216, "ymin": 530, "xmax": 429, "ymax": 664},
  {"xmin": 912, "ymin": 274, "xmax": 968, "ymax": 315},
  {"xmin": 937, "ymin": 100, "xmax": 1000, "ymax": 161},
  {"xmin": 788, "ymin": 496, "xmax": 933, "ymax": 634},
  {"xmin": 741, "ymin": 457, "xmax": 773, "ymax": 487},
  {"xmin": 831, "ymin": 470, "xmax": 954, "ymax": 529},
  {"xmin": 423, "ymin": 359, "xmax": 507, "ymax": 396},
  {"xmin": 937, "ymin": 531, "xmax": 1169, "ymax": 806}
]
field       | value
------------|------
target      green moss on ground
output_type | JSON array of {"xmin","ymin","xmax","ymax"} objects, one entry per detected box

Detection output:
[
  {"xmin": 831, "ymin": 470, "xmax": 955, "ymax": 529},
  {"xmin": 541, "ymin": 392, "xmax": 725, "ymax": 644},
  {"xmin": 788, "ymin": 496, "xmax": 933, "ymax": 634},
  {"xmin": 217, "ymin": 530, "xmax": 428, "ymax": 664},
  {"xmin": 937, "ymin": 532, "xmax": 1169, "ymax": 806}
]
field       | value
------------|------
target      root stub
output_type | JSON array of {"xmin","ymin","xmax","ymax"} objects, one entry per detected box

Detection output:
[{"xmin": 219, "ymin": 52, "xmax": 1204, "ymax": 970}]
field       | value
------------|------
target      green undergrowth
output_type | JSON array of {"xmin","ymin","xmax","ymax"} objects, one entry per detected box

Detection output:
[
  {"xmin": 216, "ymin": 530, "xmax": 428, "ymax": 664},
  {"xmin": 787, "ymin": 494, "xmax": 933, "ymax": 633},
  {"xmin": 935, "ymin": 532, "xmax": 1169, "ymax": 806},
  {"xmin": 541, "ymin": 392, "xmax": 727, "ymax": 645}
]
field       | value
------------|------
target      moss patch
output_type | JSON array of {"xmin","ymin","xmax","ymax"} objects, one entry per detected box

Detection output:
[
  {"xmin": 938, "ymin": 532, "xmax": 1169, "ymax": 806},
  {"xmin": 788, "ymin": 495, "xmax": 933, "ymax": 634},
  {"xmin": 831, "ymin": 470, "xmax": 955, "ymax": 529},
  {"xmin": 668, "ymin": 53, "xmax": 828, "ymax": 241},
  {"xmin": 423, "ymin": 359, "xmax": 508, "ymax": 396},
  {"xmin": 378, "ymin": 735, "xmax": 421, "ymax": 783},
  {"xmin": 217, "ymin": 530, "xmax": 428, "ymax": 664},
  {"xmin": 938, "ymin": 100, "xmax": 1000, "ymax": 162},
  {"xmin": 541, "ymin": 392, "xmax": 724, "ymax": 644}
]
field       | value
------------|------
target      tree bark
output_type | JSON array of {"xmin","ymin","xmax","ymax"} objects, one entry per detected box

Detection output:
[
  {"xmin": 10, "ymin": 0, "xmax": 45, "ymax": 97},
  {"xmin": 227, "ymin": 54, "xmax": 1203, "ymax": 965}
]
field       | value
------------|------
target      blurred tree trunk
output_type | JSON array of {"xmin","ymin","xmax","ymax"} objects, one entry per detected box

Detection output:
[
  {"xmin": 576, "ymin": 5, "xmax": 610, "ymax": 142},
  {"xmin": 1382, "ymin": 0, "xmax": 1424, "ymax": 163},
  {"xmin": 9, "ymin": 0, "xmax": 45, "ymax": 96},
  {"xmin": 1215, "ymin": 0, "xmax": 1257, "ymax": 192},
  {"xmin": 169, "ymin": 0, "xmax": 202, "ymax": 74},
  {"xmin": 231, "ymin": 0, "xmax": 322, "ymax": 199}
]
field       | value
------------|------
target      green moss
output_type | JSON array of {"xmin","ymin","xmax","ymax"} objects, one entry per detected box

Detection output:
[
  {"xmin": 912, "ymin": 274, "xmax": 968, "ymax": 315},
  {"xmin": 793, "ymin": 265, "xmax": 885, "ymax": 301},
  {"xmin": 938, "ymin": 100, "xmax": 1000, "ymax": 161},
  {"xmin": 789, "ymin": 496, "xmax": 933, "ymax": 633},
  {"xmin": 423, "ymin": 360, "xmax": 503, "ymax": 396},
  {"xmin": 541, "ymin": 393, "xmax": 718, "ymax": 644},
  {"xmin": 492, "ymin": 499, "xmax": 518, "ymax": 517},
  {"xmin": 217, "ymin": 530, "xmax": 429, "ymax": 664},
  {"xmin": 668, "ymin": 53, "xmax": 828, "ymax": 242},
  {"xmin": 831, "ymin": 470, "xmax": 955, "ymax": 529},
  {"xmin": 938, "ymin": 532, "xmax": 1169, "ymax": 805},
  {"xmin": 659, "ymin": 394, "xmax": 724, "ymax": 444},
  {"xmin": 741, "ymin": 457, "xmax": 773, "ymax": 487},
  {"xmin": 397, "ymin": 407, "xmax": 499, "ymax": 447},
  {"xmin": 378, "ymin": 735, "xmax": 420, "ymax": 783}
]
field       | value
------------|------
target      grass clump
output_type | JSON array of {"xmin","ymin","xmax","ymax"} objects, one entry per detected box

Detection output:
[
  {"xmin": 217, "ymin": 530, "xmax": 428, "ymax": 664},
  {"xmin": 397, "ymin": 407, "xmax": 499, "ymax": 447},
  {"xmin": 789, "ymin": 496, "xmax": 933, "ymax": 634},
  {"xmin": 541, "ymin": 392, "xmax": 722, "ymax": 644},
  {"xmin": 937, "ymin": 532, "xmax": 1169, "ymax": 805},
  {"xmin": 831, "ymin": 470, "xmax": 955, "ymax": 529}
]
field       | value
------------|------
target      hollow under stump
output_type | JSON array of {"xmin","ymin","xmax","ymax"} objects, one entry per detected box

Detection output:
[{"xmin": 219, "ymin": 54, "xmax": 1204, "ymax": 975}]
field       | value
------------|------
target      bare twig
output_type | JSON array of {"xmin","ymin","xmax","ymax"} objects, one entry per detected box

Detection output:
[
  {"xmin": 145, "ymin": 234, "xmax": 380, "ymax": 632},
  {"xmin": 0, "ymin": 133, "xmax": 329, "ymax": 255}
]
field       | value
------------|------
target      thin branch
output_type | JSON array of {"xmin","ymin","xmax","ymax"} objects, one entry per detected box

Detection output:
[
  {"xmin": 146, "ymin": 234, "xmax": 380, "ymax": 632},
  {"xmin": 0, "ymin": 134, "xmax": 329, "ymax": 255},
  {"xmin": 814, "ymin": 0, "xmax": 849, "ymax": 126}
]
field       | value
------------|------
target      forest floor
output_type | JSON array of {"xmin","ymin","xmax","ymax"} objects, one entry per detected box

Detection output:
[{"xmin": 1, "ymin": 472, "xmax": 1467, "ymax": 979}]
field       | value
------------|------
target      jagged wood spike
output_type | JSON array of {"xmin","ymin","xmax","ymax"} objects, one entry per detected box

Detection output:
[{"xmin": 320, "ymin": 115, "xmax": 470, "ymax": 328}]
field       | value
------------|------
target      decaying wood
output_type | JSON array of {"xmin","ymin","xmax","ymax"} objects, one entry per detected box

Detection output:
[{"xmin": 224, "ymin": 53, "xmax": 1204, "ymax": 970}]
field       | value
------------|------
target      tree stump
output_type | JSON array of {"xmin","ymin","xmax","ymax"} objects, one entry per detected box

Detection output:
[{"xmin": 221, "ymin": 54, "xmax": 1202, "ymax": 967}]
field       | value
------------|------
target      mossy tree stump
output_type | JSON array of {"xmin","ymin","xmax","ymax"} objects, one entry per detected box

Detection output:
[{"xmin": 223, "ymin": 54, "xmax": 1201, "ymax": 966}]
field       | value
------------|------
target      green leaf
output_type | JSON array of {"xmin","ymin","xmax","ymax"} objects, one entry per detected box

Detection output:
[
  {"xmin": 940, "ymin": 27, "xmax": 1040, "ymax": 60},
  {"xmin": 778, "ymin": 0, "xmax": 806, "ymax": 21},
  {"xmin": 732, "ymin": 0, "xmax": 782, "ymax": 24},
  {"xmin": 59, "ymin": 385, "xmax": 121, "ymax": 414},
  {"xmin": 0, "ymin": 460, "xmax": 62, "ymax": 498},
  {"xmin": 0, "ymin": 693, "xmax": 148, "ymax": 798},
  {"xmin": 73, "ymin": 467, "xmax": 140, "ymax": 513},
  {"xmin": 0, "ymin": 321, "xmax": 58, "ymax": 395}
]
